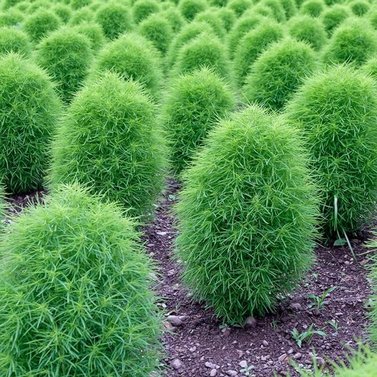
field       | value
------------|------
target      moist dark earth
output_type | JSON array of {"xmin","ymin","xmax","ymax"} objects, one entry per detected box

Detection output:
[{"xmin": 8, "ymin": 179, "xmax": 373, "ymax": 377}]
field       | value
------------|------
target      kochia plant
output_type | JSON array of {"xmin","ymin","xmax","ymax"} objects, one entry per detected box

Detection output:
[
  {"xmin": 0, "ymin": 53, "xmax": 61, "ymax": 194},
  {"xmin": 73, "ymin": 21, "xmax": 105, "ymax": 51},
  {"xmin": 132, "ymin": 0, "xmax": 160, "ymax": 24},
  {"xmin": 321, "ymin": 4, "xmax": 350, "ymax": 35},
  {"xmin": 0, "ymin": 184, "xmax": 162, "ymax": 377},
  {"xmin": 162, "ymin": 67, "xmax": 235, "ymax": 175},
  {"xmin": 23, "ymin": 9, "xmax": 61, "ymax": 42},
  {"xmin": 0, "ymin": 26, "xmax": 31, "ymax": 56},
  {"xmin": 285, "ymin": 66, "xmax": 377, "ymax": 238},
  {"xmin": 49, "ymin": 72, "xmax": 167, "ymax": 219},
  {"xmin": 179, "ymin": 0, "xmax": 207, "ymax": 21},
  {"xmin": 300, "ymin": 0, "xmax": 325, "ymax": 17},
  {"xmin": 176, "ymin": 105, "xmax": 318, "ymax": 325}
]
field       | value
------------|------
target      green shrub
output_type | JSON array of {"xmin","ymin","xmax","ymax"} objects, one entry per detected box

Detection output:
[
  {"xmin": 69, "ymin": 6, "xmax": 94, "ymax": 25},
  {"xmin": 324, "ymin": 0, "xmax": 345, "ymax": 5},
  {"xmin": 52, "ymin": 3, "xmax": 72, "ymax": 23},
  {"xmin": 95, "ymin": 2, "xmax": 133, "ymax": 39},
  {"xmin": 2, "ymin": 0, "xmax": 23, "ymax": 9},
  {"xmin": 252, "ymin": 3, "xmax": 275, "ymax": 17},
  {"xmin": 322, "ymin": 18, "xmax": 377, "ymax": 67},
  {"xmin": 133, "ymin": 0, "xmax": 160, "ymax": 23},
  {"xmin": 195, "ymin": 9, "xmax": 226, "ymax": 38},
  {"xmin": 288, "ymin": 15, "xmax": 327, "ymax": 51},
  {"xmin": 24, "ymin": 10, "xmax": 61, "ymax": 42},
  {"xmin": 70, "ymin": 0, "xmax": 91, "ymax": 10},
  {"xmin": 162, "ymin": 67, "xmax": 235, "ymax": 175},
  {"xmin": 285, "ymin": 66, "xmax": 377, "ymax": 237},
  {"xmin": 50, "ymin": 73, "xmax": 167, "ymax": 218},
  {"xmin": 36, "ymin": 28, "xmax": 93, "ymax": 104},
  {"xmin": 227, "ymin": 0, "xmax": 253, "ymax": 17},
  {"xmin": 92, "ymin": 33, "xmax": 162, "ymax": 99},
  {"xmin": 179, "ymin": 0, "xmax": 207, "ymax": 21},
  {"xmin": 349, "ymin": 0, "xmax": 369, "ymax": 16},
  {"xmin": 173, "ymin": 34, "xmax": 231, "ymax": 80},
  {"xmin": 370, "ymin": 10, "xmax": 377, "ymax": 30},
  {"xmin": 139, "ymin": 13, "xmax": 173, "ymax": 55},
  {"xmin": 279, "ymin": 0, "xmax": 298, "ymax": 18},
  {"xmin": 0, "ymin": 184, "xmax": 162, "ymax": 377},
  {"xmin": 362, "ymin": 57, "xmax": 377, "ymax": 80},
  {"xmin": 234, "ymin": 21, "xmax": 284, "ymax": 86},
  {"xmin": 244, "ymin": 38, "xmax": 317, "ymax": 111},
  {"xmin": 164, "ymin": 6, "xmax": 186, "ymax": 32},
  {"xmin": 259, "ymin": 0, "xmax": 286, "ymax": 21},
  {"xmin": 0, "ymin": 9, "xmax": 23, "ymax": 27},
  {"xmin": 73, "ymin": 21, "xmax": 105, "ymax": 51},
  {"xmin": 0, "ymin": 26, "xmax": 31, "ymax": 56},
  {"xmin": 0, "ymin": 53, "xmax": 61, "ymax": 194},
  {"xmin": 176, "ymin": 105, "xmax": 318, "ymax": 325},
  {"xmin": 321, "ymin": 4, "xmax": 350, "ymax": 35},
  {"xmin": 300, "ymin": 0, "xmax": 325, "ymax": 17},
  {"xmin": 215, "ymin": 7, "xmax": 236, "ymax": 31},
  {"xmin": 28, "ymin": 0, "xmax": 51, "ymax": 13},
  {"xmin": 210, "ymin": 0, "xmax": 228, "ymax": 6}
]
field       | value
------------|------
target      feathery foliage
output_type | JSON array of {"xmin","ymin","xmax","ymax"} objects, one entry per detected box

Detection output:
[
  {"xmin": 227, "ymin": 0, "xmax": 253, "ymax": 17},
  {"xmin": 321, "ymin": 4, "xmax": 350, "ymax": 35},
  {"xmin": 179, "ymin": 0, "xmax": 207, "ymax": 21},
  {"xmin": 300, "ymin": 0, "xmax": 325, "ymax": 17},
  {"xmin": 216, "ymin": 7, "xmax": 236, "ymax": 31},
  {"xmin": 0, "ymin": 9, "xmax": 23, "ymax": 27},
  {"xmin": 73, "ymin": 21, "xmax": 105, "ymax": 51},
  {"xmin": 259, "ymin": 0, "xmax": 287, "ymax": 21},
  {"xmin": 49, "ymin": 72, "xmax": 167, "ymax": 218},
  {"xmin": 0, "ymin": 184, "xmax": 162, "ymax": 376},
  {"xmin": 164, "ymin": 6, "xmax": 185, "ymax": 32},
  {"xmin": 285, "ymin": 65, "xmax": 377, "ymax": 237},
  {"xmin": 24, "ymin": 10, "xmax": 60, "ymax": 42},
  {"xmin": 176, "ymin": 105, "xmax": 318, "ymax": 325},
  {"xmin": 195, "ymin": 9, "xmax": 226, "ymax": 38},
  {"xmin": 133, "ymin": 0, "xmax": 160, "ymax": 24},
  {"xmin": 0, "ymin": 26, "xmax": 31, "ymax": 56},
  {"xmin": 349, "ymin": 0, "xmax": 369, "ymax": 16},
  {"xmin": 69, "ymin": 6, "xmax": 94, "ymax": 25},
  {"xmin": 52, "ymin": 3, "xmax": 72, "ymax": 23}
]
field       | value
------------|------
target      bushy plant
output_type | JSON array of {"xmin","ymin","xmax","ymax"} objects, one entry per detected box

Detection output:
[
  {"xmin": 234, "ymin": 20, "xmax": 284, "ymax": 86},
  {"xmin": 95, "ymin": 2, "xmax": 133, "ymax": 40},
  {"xmin": 227, "ymin": 0, "xmax": 253, "ymax": 17},
  {"xmin": 0, "ymin": 26, "xmax": 31, "ymax": 56},
  {"xmin": 259, "ymin": 0, "xmax": 286, "ymax": 21},
  {"xmin": 69, "ymin": 6, "xmax": 94, "ymax": 25},
  {"xmin": 28, "ymin": 0, "xmax": 51, "ymax": 13},
  {"xmin": 164, "ymin": 6, "xmax": 186, "ymax": 32},
  {"xmin": 176, "ymin": 105, "xmax": 318, "ymax": 325},
  {"xmin": 35, "ymin": 28, "xmax": 93, "ymax": 104},
  {"xmin": 49, "ymin": 73, "xmax": 167, "ymax": 218},
  {"xmin": 162, "ymin": 67, "xmax": 235, "ymax": 175},
  {"xmin": 287, "ymin": 15, "xmax": 327, "ymax": 51},
  {"xmin": 322, "ymin": 18, "xmax": 377, "ymax": 67},
  {"xmin": 179, "ymin": 0, "xmax": 207, "ymax": 21},
  {"xmin": 138, "ymin": 13, "xmax": 173, "ymax": 55},
  {"xmin": 285, "ymin": 66, "xmax": 377, "ymax": 237},
  {"xmin": 244, "ymin": 38, "xmax": 317, "ymax": 111},
  {"xmin": 279, "ymin": 0, "xmax": 298, "ymax": 18},
  {"xmin": 362, "ymin": 57, "xmax": 377, "ymax": 80},
  {"xmin": 0, "ymin": 53, "xmax": 61, "ymax": 194},
  {"xmin": 0, "ymin": 184, "xmax": 162, "ymax": 377},
  {"xmin": 210, "ymin": 0, "xmax": 228, "ymax": 6},
  {"xmin": 370, "ymin": 10, "xmax": 377, "ymax": 30},
  {"xmin": 195, "ymin": 9, "xmax": 226, "ymax": 38},
  {"xmin": 0, "ymin": 9, "xmax": 23, "ymax": 27},
  {"xmin": 52, "ymin": 3, "xmax": 72, "ymax": 23},
  {"xmin": 215, "ymin": 7, "xmax": 236, "ymax": 31},
  {"xmin": 70, "ymin": 0, "xmax": 91, "ymax": 10},
  {"xmin": 92, "ymin": 33, "xmax": 162, "ymax": 99},
  {"xmin": 23, "ymin": 10, "xmax": 61, "ymax": 42},
  {"xmin": 73, "ymin": 21, "xmax": 105, "ymax": 51},
  {"xmin": 321, "ymin": 4, "xmax": 350, "ymax": 35},
  {"xmin": 132, "ymin": 0, "xmax": 160, "ymax": 23},
  {"xmin": 349, "ymin": 0, "xmax": 369, "ymax": 16},
  {"xmin": 300, "ymin": 0, "xmax": 325, "ymax": 17},
  {"xmin": 173, "ymin": 34, "xmax": 231, "ymax": 80}
]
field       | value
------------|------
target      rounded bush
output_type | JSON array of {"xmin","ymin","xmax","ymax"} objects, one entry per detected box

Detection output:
[
  {"xmin": 164, "ymin": 6, "xmax": 186, "ymax": 33},
  {"xmin": 0, "ymin": 26, "xmax": 31, "ymax": 56},
  {"xmin": 349, "ymin": 0, "xmax": 369, "ymax": 16},
  {"xmin": 70, "ymin": 0, "xmax": 91, "ymax": 10},
  {"xmin": 173, "ymin": 34, "xmax": 231, "ymax": 80},
  {"xmin": 210, "ymin": 0, "xmax": 228, "ymax": 6},
  {"xmin": 285, "ymin": 66, "xmax": 377, "ymax": 237},
  {"xmin": 176, "ymin": 105, "xmax": 318, "ymax": 325},
  {"xmin": 300, "ymin": 0, "xmax": 325, "ymax": 17},
  {"xmin": 24, "ymin": 10, "xmax": 61, "ymax": 42},
  {"xmin": 0, "ymin": 9, "xmax": 23, "ymax": 27},
  {"xmin": 287, "ymin": 15, "xmax": 327, "ymax": 51},
  {"xmin": 370, "ymin": 10, "xmax": 377, "ymax": 30},
  {"xmin": 50, "ymin": 73, "xmax": 167, "ymax": 218},
  {"xmin": 139, "ymin": 13, "xmax": 173, "ymax": 55},
  {"xmin": 92, "ymin": 33, "xmax": 162, "ymax": 99},
  {"xmin": 227, "ymin": 0, "xmax": 253, "ymax": 17},
  {"xmin": 244, "ymin": 38, "xmax": 317, "ymax": 111},
  {"xmin": 132, "ymin": 0, "xmax": 160, "ymax": 24},
  {"xmin": 322, "ymin": 18, "xmax": 377, "ymax": 67},
  {"xmin": 162, "ymin": 68, "xmax": 235, "ymax": 175},
  {"xmin": 35, "ymin": 28, "xmax": 93, "ymax": 104},
  {"xmin": 215, "ymin": 7, "xmax": 236, "ymax": 31},
  {"xmin": 73, "ymin": 21, "xmax": 105, "ymax": 51},
  {"xmin": 0, "ymin": 53, "xmax": 61, "ymax": 193},
  {"xmin": 28, "ymin": 0, "xmax": 51, "ymax": 14},
  {"xmin": 259, "ymin": 0, "xmax": 286, "ymax": 21},
  {"xmin": 69, "ymin": 6, "xmax": 94, "ymax": 25},
  {"xmin": 0, "ymin": 184, "xmax": 161, "ymax": 377},
  {"xmin": 95, "ymin": 2, "xmax": 133, "ymax": 40},
  {"xmin": 321, "ymin": 4, "xmax": 350, "ymax": 35},
  {"xmin": 279, "ymin": 0, "xmax": 298, "ymax": 18},
  {"xmin": 179, "ymin": 0, "xmax": 207, "ymax": 21},
  {"xmin": 362, "ymin": 57, "xmax": 377, "ymax": 80},
  {"xmin": 52, "ymin": 3, "xmax": 72, "ymax": 23},
  {"xmin": 234, "ymin": 21, "xmax": 284, "ymax": 86},
  {"xmin": 195, "ymin": 9, "xmax": 226, "ymax": 39}
]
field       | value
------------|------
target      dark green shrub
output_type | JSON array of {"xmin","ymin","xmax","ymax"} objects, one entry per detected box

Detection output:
[
  {"xmin": 2, "ymin": 0, "xmax": 23, "ymax": 9},
  {"xmin": 0, "ymin": 26, "xmax": 31, "ymax": 56},
  {"xmin": 69, "ymin": 6, "xmax": 94, "ymax": 25},
  {"xmin": 287, "ymin": 15, "xmax": 327, "ymax": 51},
  {"xmin": 279, "ymin": 0, "xmax": 298, "ymax": 18},
  {"xmin": 234, "ymin": 20, "xmax": 284, "ymax": 86},
  {"xmin": 173, "ymin": 34, "xmax": 231, "ymax": 80},
  {"xmin": 300, "ymin": 0, "xmax": 325, "ymax": 17},
  {"xmin": 322, "ymin": 18, "xmax": 377, "ymax": 67},
  {"xmin": 324, "ymin": 0, "xmax": 345, "ymax": 5},
  {"xmin": 321, "ymin": 4, "xmax": 350, "ymax": 35},
  {"xmin": 0, "ymin": 184, "xmax": 162, "ymax": 376},
  {"xmin": 162, "ymin": 67, "xmax": 235, "ymax": 175},
  {"xmin": 215, "ymin": 7, "xmax": 236, "ymax": 31},
  {"xmin": 259, "ymin": 0, "xmax": 286, "ymax": 21},
  {"xmin": 0, "ymin": 9, "xmax": 23, "ymax": 27},
  {"xmin": 164, "ymin": 6, "xmax": 186, "ymax": 32},
  {"xmin": 179, "ymin": 0, "xmax": 207, "ymax": 21},
  {"xmin": 36, "ymin": 28, "xmax": 93, "ymax": 104},
  {"xmin": 70, "ymin": 0, "xmax": 91, "ymax": 10},
  {"xmin": 133, "ymin": 0, "xmax": 160, "ymax": 23},
  {"xmin": 209, "ymin": 0, "xmax": 228, "ymax": 6},
  {"xmin": 28, "ymin": 0, "xmax": 51, "ymax": 13},
  {"xmin": 52, "ymin": 3, "xmax": 72, "ymax": 23},
  {"xmin": 0, "ymin": 53, "xmax": 61, "ymax": 193},
  {"xmin": 244, "ymin": 38, "xmax": 317, "ymax": 111},
  {"xmin": 50, "ymin": 73, "xmax": 167, "ymax": 218},
  {"xmin": 73, "ymin": 21, "xmax": 105, "ymax": 51},
  {"xmin": 24, "ymin": 10, "xmax": 61, "ymax": 42},
  {"xmin": 252, "ymin": 3, "xmax": 275, "ymax": 17},
  {"xmin": 92, "ymin": 33, "xmax": 162, "ymax": 99},
  {"xmin": 195, "ymin": 9, "xmax": 226, "ymax": 38},
  {"xmin": 227, "ymin": 0, "xmax": 253, "ymax": 17},
  {"xmin": 285, "ymin": 66, "xmax": 377, "ymax": 237},
  {"xmin": 176, "ymin": 105, "xmax": 318, "ymax": 325},
  {"xmin": 349, "ymin": 0, "xmax": 369, "ymax": 16},
  {"xmin": 95, "ymin": 2, "xmax": 133, "ymax": 39},
  {"xmin": 139, "ymin": 13, "xmax": 173, "ymax": 55}
]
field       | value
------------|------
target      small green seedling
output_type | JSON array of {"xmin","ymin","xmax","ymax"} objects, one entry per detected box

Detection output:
[
  {"xmin": 308, "ymin": 286, "xmax": 336, "ymax": 311},
  {"xmin": 291, "ymin": 325, "xmax": 326, "ymax": 348}
]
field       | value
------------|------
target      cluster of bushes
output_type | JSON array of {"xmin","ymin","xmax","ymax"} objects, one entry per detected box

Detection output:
[{"xmin": 0, "ymin": 0, "xmax": 376, "ymax": 374}]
